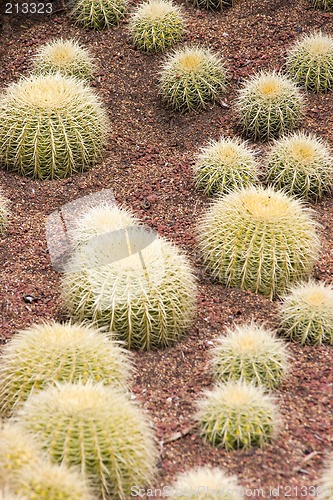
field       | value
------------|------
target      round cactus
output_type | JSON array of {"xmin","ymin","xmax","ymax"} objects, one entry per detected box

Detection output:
[
  {"xmin": 194, "ymin": 136, "xmax": 259, "ymax": 196},
  {"xmin": 278, "ymin": 280, "xmax": 333, "ymax": 345},
  {"xmin": 128, "ymin": 0, "xmax": 185, "ymax": 52},
  {"xmin": 0, "ymin": 73, "xmax": 109, "ymax": 180},
  {"xmin": 13, "ymin": 463, "xmax": 92, "ymax": 500},
  {"xmin": 198, "ymin": 185, "xmax": 320, "ymax": 299},
  {"xmin": 308, "ymin": 0, "xmax": 332, "ymax": 10},
  {"xmin": 0, "ymin": 422, "xmax": 45, "ymax": 486},
  {"xmin": 319, "ymin": 454, "xmax": 333, "ymax": 499},
  {"xmin": 170, "ymin": 466, "xmax": 243, "ymax": 499},
  {"xmin": 190, "ymin": 0, "xmax": 233, "ymax": 11},
  {"xmin": 286, "ymin": 32, "xmax": 333, "ymax": 92},
  {"xmin": 236, "ymin": 70, "xmax": 303, "ymax": 141},
  {"xmin": 61, "ymin": 218, "xmax": 197, "ymax": 350},
  {"xmin": 158, "ymin": 45, "xmax": 228, "ymax": 112},
  {"xmin": 210, "ymin": 322, "xmax": 290, "ymax": 388},
  {"xmin": 0, "ymin": 321, "xmax": 132, "ymax": 417},
  {"xmin": 0, "ymin": 192, "xmax": 9, "ymax": 233},
  {"xmin": 264, "ymin": 131, "xmax": 333, "ymax": 201},
  {"xmin": 16, "ymin": 381, "xmax": 158, "ymax": 500},
  {"xmin": 195, "ymin": 380, "xmax": 280, "ymax": 450},
  {"xmin": 32, "ymin": 38, "xmax": 96, "ymax": 80},
  {"xmin": 70, "ymin": 202, "xmax": 140, "ymax": 249},
  {"xmin": 69, "ymin": 0, "xmax": 127, "ymax": 29}
]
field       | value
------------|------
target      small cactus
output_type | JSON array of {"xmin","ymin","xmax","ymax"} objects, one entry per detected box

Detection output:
[
  {"xmin": 210, "ymin": 322, "xmax": 290, "ymax": 389},
  {"xmin": 0, "ymin": 74, "xmax": 109, "ymax": 180},
  {"xmin": 236, "ymin": 70, "xmax": 303, "ymax": 141},
  {"xmin": 198, "ymin": 186, "xmax": 320, "ymax": 299},
  {"xmin": 158, "ymin": 45, "xmax": 228, "ymax": 112},
  {"xmin": 278, "ymin": 280, "xmax": 333, "ymax": 345},
  {"xmin": 70, "ymin": 202, "xmax": 140, "ymax": 248},
  {"xmin": 319, "ymin": 454, "xmax": 333, "ymax": 499},
  {"xmin": 170, "ymin": 466, "xmax": 243, "ymax": 499},
  {"xmin": 32, "ymin": 38, "xmax": 96, "ymax": 80},
  {"xmin": 61, "ymin": 212, "xmax": 197, "ymax": 350},
  {"xmin": 194, "ymin": 136, "xmax": 259, "ymax": 196},
  {"xmin": 0, "ymin": 192, "xmax": 9, "ymax": 233},
  {"xmin": 128, "ymin": 0, "xmax": 185, "ymax": 52},
  {"xmin": 308, "ymin": 0, "xmax": 332, "ymax": 10},
  {"xmin": 13, "ymin": 463, "xmax": 92, "ymax": 500},
  {"xmin": 190, "ymin": 0, "xmax": 234, "ymax": 11},
  {"xmin": 0, "ymin": 321, "xmax": 132, "ymax": 417},
  {"xmin": 195, "ymin": 380, "xmax": 280, "ymax": 450},
  {"xmin": 286, "ymin": 32, "xmax": 333, "ymax": 92},
  {"xmin": 264, "ymin": 131, "xmax": 333, "ymax": 201},
  {"xmin": 69, "ymin": 0, "xmax": 127, "ymax": 29},
  {"xmin": 0, "ymin": 422, "xmax": 44, "ymax": 485},
  {"xmin": 16, "ymin": 381, "xmax": 158, "ymax": 500}
]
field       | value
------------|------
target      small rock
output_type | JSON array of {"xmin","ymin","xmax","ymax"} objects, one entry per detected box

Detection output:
[{"xmin": 23, "ymin": 294, "xmax": 38, "ymax": 304}]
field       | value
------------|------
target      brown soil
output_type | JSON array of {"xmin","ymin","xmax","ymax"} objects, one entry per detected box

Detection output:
[{"xmin": 0, "ymin": 0, "xmax": 332, "ymax": 498}]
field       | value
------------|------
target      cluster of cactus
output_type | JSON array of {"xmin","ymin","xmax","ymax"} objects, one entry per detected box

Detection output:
[
  {"xmin": 190, "ymin": 0, "xmax": 234, "ymax": 11},
  {"xmin": 0, "ymin": 73, "xmax": 109, "ymax": 180},
  {"xmin": 170, "ymin": 466, "xmax": 243, "ymax": 499},
  {"xmin": 195, "ymin": 380, "xmax": 280, "ymax": 450},
  {"xmin": 158, "ymin": 45, "xmax": 228, "ymax": 112},
  {"xmin": 32, "ymin": 38, "xmax": 96, "ymax": 80},
  {"xmin": 128, "ymin": 0, "xmax": 185, "ymax": 52},
  {"xmin": 0, "ymin": 321, "xmax": 132, "ymax": 416},
  {"xmin": 278, "ymin": 281, "xmax": 333, "ymax": 345},
  {"xmin": 69, "ymin": 0, "xmax": 127, "ymax": 29},
  {"xmin": 16, "ymin": 381, "xmax": 158, "ymax": 500},
  {"xmin": 61, "ymin": 205, "xmax": 197, "ymax": 350},
  {"xmin": 0, "ymin": 423, "xmax": 92, "ymax": 500},
  {"xmin": 236, "ymin": 71, "xmax": 303, "ymax": 140},
  {"xmin": 308, "ymin": 0, "xmax": 332, "ymax": 10},
  {"xmin": 210, "ymin": 323, "xmax": 289, "ymax": 389},
  {"xmin": 286, "ymin": 32, "xmax": 333, "ymax": 92},
  {"xmin": 0, "ymin": 192, "xmax": 8, "ymax": 233},
  {"xmin": 198, "ymin": 186, "xmax": 320, "ymax": 299},
  {"xmin": 194, "ymin": 136, "xmax": 259, "ymax": 196},
  {"xmin": 264, "ymin": 131, "xmax": 333, "ymax": 201}
]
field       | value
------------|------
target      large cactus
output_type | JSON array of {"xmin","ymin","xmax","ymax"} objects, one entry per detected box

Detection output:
[
  {"xmin": 0, "ymin": 74, "xmax": 109, "ymax": 180},
  {"xmin": 16, "ymin": 381, "xmax": 158, "ymax": 500},
  {"xmin": 198, "ymin": 186, "xmax": 320, "ymax": 299}
]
